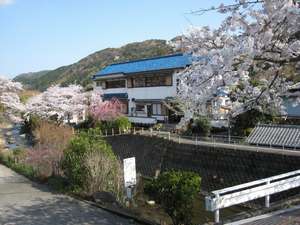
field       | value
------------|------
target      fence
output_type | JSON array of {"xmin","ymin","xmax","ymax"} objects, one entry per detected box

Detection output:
[
  {"xmin": 205, "ymin": 169, "xmax": 300, "ymax": 224},
  {"xmin": 96, "ymin": 127, "xmax": 300, "ymax": 152}
]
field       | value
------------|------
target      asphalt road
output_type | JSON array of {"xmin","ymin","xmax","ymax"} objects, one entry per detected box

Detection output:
[{"xmin": 0, "ymin": 164, "xmax": 137, "ymax": 225}]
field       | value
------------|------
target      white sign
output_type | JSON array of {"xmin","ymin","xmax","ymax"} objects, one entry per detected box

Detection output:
[{"xmin": 123, "ymin": 157, "xmax": 136, "ymax": 188}]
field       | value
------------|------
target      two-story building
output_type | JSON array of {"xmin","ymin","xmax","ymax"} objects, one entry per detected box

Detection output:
[{"xmin": 92, "ymin": 53, "xmax": 191, "ymax": 125}]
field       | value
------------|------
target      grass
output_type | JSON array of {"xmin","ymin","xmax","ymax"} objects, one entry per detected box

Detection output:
[{"xmin": 0, "ymin": 149, "xmax": 68, "ymax": 192}]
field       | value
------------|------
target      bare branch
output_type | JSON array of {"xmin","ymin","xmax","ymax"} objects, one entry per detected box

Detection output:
[{"xmin": 189, "ymin": 0, "xmax": 263, "ymax": 15}]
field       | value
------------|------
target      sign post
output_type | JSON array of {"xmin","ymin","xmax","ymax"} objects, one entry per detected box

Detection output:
[{"xmin": 123, "ymin": 157, "xmax": 137, "ymax": 200}]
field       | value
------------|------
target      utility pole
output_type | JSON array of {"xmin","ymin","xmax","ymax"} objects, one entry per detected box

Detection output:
[{"xmin": 228, "ymin": 115, "xmax": 231, "ymax": 144}]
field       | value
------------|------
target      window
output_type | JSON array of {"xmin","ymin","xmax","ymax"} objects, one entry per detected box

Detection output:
[
  {"xmin": 136, "ymin": 104, "xmax": 145, "ymax": 112},
  {"xmin": 105, "ymin": 80, "xmax": 126, "ymax": 89},
  {"xmin": 131, "ymin": 74, "xmax": 172, "ymax": 88},
  {"xmin": 152, "ymin": 103, "xmax": 162, "ymax": 115},
  {"xmin": 133, "ymin": 77, "xmax": 146, "ymax": 87},
  {"xmin": 96, "ymin": 81, "xmax": 102, "ymax": 87}
]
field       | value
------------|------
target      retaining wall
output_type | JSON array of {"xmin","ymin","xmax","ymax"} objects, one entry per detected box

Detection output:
[{"xmin": 105, "ymin": 135, "xmax": 300, "ymax": 192}]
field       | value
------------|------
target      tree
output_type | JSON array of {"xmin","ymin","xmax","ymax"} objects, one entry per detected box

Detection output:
[
  {"xmin": 25, "ymin": 85, "xmax": 95, "ymax": 122},
  {"xmin": 145, "ymin": 170, "xmax": 201, "ymax": 225},
  {"xmin": 0, "ymin": 77, "xmax": 25, "ymax": 122},
  {"xmin": 176, "ymin": 0, "xmax": 300, "ymax": 123},
  {"xmin": 89, "ymin": 97, "xmax": 123, "ymax": 121}
]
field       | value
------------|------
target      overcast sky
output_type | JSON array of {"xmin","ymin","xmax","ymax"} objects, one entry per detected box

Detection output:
[{"xmin": 0, "ymin": 0, "xmax": 232, "ymax": 78}]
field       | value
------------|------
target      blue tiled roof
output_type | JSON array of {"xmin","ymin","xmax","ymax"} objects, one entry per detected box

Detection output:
[{"xmin": 94, "ymin": 53, "xmax": 191, "ymax": 78}]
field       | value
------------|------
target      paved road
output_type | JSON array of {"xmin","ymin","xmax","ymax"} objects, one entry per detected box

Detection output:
[
  {"xmin": 229, "ymin": 206, "xmax": 300, "ymax": 225},
  {"xmin": 0, "ymin": 164, "xmax": 137, "ymax": 225}
]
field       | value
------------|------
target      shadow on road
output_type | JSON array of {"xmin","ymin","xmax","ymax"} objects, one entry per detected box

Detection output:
[{"xmin": 0, "ymin": 195, "xmax": 133, "ymax": 225}]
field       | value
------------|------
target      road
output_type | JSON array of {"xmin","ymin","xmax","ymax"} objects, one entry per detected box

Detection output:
[{"xmin": 0, "ymin": 164, "xmax": 137, "ymax": 225}]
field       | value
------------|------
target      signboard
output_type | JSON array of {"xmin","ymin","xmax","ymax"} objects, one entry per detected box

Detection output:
[{"xmin": 123, "ymin": 157, "xmax": 136, "ymax": 188}]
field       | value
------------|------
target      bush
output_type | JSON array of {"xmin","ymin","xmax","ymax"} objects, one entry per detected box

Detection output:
[
  {"xmin": 77, "ymin": 116, "xmax": 132, "ymax": 134},
  {"xmin": 145, "ymin": 170, "xmax": 201, "ymax": 225},
  {"xmin": 33, "ymin": 121, "xmax": 74, "ymax": 151},
  {"xmin": 192, "ymin": 116, "xmax": 211, "ymax": 136},
  {"xmin": 183, "ymin": 116, "xmax": 211, "ymax": 136},
  {"xmin": 0, "ymin": 150, "xmax": 37, "ymax": 179},
  {"xmin": 232, "ymin": 109, "xmax": 277, "ymax": 136},
  {"xmin": 63, "ymin": 128, "xmax": 124, "ymax": 200},
  {"xmin": 25, "ymin": 121, "xmax": 74, "ymax": 178},
  {"xmin": 12, "ymin": 148, "xmax": 27, "ymax": 164}
]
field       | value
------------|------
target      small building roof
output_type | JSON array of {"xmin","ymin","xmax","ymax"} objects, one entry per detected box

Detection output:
[
  {"xmin": 246, "ymin": 124, "xmax": 300, "ymax": 149},
  {"xmin": 93, "ymin": 53, "xmax": 191, "ymax": 79}
]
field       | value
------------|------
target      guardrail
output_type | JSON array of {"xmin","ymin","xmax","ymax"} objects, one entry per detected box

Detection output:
[{"xmin": 205, "ymin": 169, "xmax": 300, "ymax": 224}]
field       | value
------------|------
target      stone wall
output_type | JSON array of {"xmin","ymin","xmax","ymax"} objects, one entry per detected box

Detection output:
[{"xmin": 105, "ymin": 135, "xmax": 300, "ymax": 193}]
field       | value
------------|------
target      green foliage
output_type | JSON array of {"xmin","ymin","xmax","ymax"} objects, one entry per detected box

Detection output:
[
  {"xmin": 0, "ymin": 150, "xmax": 36, "ymax": 179},
  {"xmin": 63, "ymin": 128, "xmax": 118, "ymax": 192},
  {"xmin": 153, "ymin": 123, "xmax": 163, "ymax": 131},
  {"xmin": 192, "ymin": 116, "xmax": 211, "ymax": 136},
  {"xmin": 12, "ymin": 148, "xmax": 27, "ymax": 163},
  {"xmin": 0, "ymin": 103, "xmax": 5, "ymax": 113},
  {"xmin": 145, "ymin": 170, "xmax": 201, "ymax": 225},
  {"xmin": 232, "ymin": 109, "xmax": 277, "ymax": 136},
  {"xmin": 77, "ymin": 116, "xmax": 132, "ymax": 134},
  {"xmin": 184, "ymin": 116, "xmax": 211, "ymax": 136}
]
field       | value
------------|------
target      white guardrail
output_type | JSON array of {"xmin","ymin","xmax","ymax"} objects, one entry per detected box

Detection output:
[{"xmin": 205, "ymin": 169, "xmax": 300, "ymax": 224}]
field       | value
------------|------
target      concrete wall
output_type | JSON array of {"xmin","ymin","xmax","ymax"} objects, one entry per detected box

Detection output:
[{"xmin": 105, "ymin": 135, "xmax": 300, "ymax": 193}]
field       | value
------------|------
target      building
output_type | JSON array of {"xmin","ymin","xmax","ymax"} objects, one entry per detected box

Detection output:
[
  {"xmin": 209, "ymin": 87, "xmax": 232, "ymax": 128},
  {"xmin": 92, "ymin": 53, "xmax": 191, "ymax": 125}
]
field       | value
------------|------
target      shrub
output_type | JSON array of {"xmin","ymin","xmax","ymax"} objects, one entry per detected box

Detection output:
[
  {"xmin": 63, "ymin": 128, "xmax": 123, "ymax": 200},
  {"xmin": 83, "ymin": 150, "xmax": 124, "ymax": 200},
  {"xmin": 113, "ymin": 116, "xmax": 131, "ymax": 131},
  {"xmin": 33, "ymin": 121, "xmax": 74, "ymax": 151},
  {"xmin": 145, "ymin": 170, "xmax": 201, "ymax": 225},
  {"xmin": 12, "ymin": 148, "xmax": 27, "ymax": 164},
  {"xmin": 153, "ymin": 123, "xmax": 163, "ymax": 131},
  {"xmin": 77, "ymin": 116, "xmax": 131, "ymax": 134},
  {"xmin": 25, "ymin": 121, "xmax": 74, "ymax": 178},
  {"xmin": 0, "ymin": 150, "xmax": 36, "ymax": 179},
  {"xmin": 232, "ymin": 109, "xmax": 277, "ymax": 136},
  {"xmin": 192, "ymin": 116, "xmax": 211, "ymax": 136},
  {"xmin": 183, "ymin": 116, "xmax": 211, "ymax": 136}
]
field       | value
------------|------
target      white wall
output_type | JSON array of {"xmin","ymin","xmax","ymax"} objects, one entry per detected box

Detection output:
[{"xmin": 94, "ymin": 73, "xmax": 179, "ymax": 117}]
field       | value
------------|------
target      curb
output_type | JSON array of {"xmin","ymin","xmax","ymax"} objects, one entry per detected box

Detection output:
[{"xmin": 72, "ymin": 195, "xmax": 159, "ymax": 225}]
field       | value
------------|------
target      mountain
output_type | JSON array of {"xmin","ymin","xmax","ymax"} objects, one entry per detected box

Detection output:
[
  {"xmin": 14, "ymin": 39, "xmax": 174, "ymax": 91},
  {"xmin": 14, "ymin": 70, "xmax": 50, "ymax": 89}
]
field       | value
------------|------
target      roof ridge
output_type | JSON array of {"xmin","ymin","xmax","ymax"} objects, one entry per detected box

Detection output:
[
  {"xmin": 258, "ymin": 124, "xmax": 300, "ymax": 129},
  {"xmin": 109, "ymin": 53, "xmax": 184, "ymax": 66}
]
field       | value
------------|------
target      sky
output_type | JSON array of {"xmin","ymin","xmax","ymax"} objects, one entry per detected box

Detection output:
[{"xmin": 0, "ymin": 0, "xmax": 232, "ymax": 78}]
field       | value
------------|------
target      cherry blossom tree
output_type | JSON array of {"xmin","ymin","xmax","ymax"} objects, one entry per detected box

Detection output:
[
  {"xmin": 176, "ymin": 0, "xmax": 300, "ymax": 123},
  {"xmin": 0, "ymin": 77, "xmax": 25, "ymax": 122},
  {"xmin": 89, "ymin": 97, "xmax": 123, "ymax": 121},
  {"xmin": 25, "ymin": 85, "xmax": 88, "ymax": 121}
]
